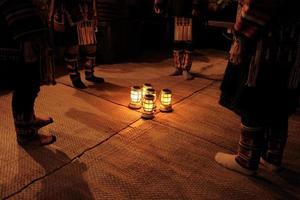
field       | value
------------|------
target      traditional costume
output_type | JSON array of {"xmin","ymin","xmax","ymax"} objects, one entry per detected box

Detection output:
[
  {"xmin": 154, "ymin": 0, "xmax": 207, "ymax": 80},
  {"xmin": 49, "ymin": 0, "xmax": 104, "ymax": 88},
  {"xmin": 216, "ymin": 0, "xmax": 300, "ymax": 174},
  {"xmin": 0, "ymin": 0, "xmax": 56, "ymax": 145}
]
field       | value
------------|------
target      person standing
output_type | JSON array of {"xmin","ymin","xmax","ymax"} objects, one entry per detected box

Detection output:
[
  {"xmin": 0, "ymin": 0, "xmax": 56, "ymax": 146},
  {"xmin": 154, "ymin": 0, "xmax": 207, "ymax": 80},
  {"xmin": 48, "ymin": 0, "xmax": 104, "ymax": 89},
  {"xmin": 215, "ymin": 0, "xmax": 300, "ymax": 175}
]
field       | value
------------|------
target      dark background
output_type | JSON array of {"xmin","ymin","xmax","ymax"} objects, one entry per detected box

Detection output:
[
  {"xmin": 0, "ymin": 0, "xmax": 237, "ymax": 89},
  {"xmin": 94, "ymin": 0, "xmax": 237, "ymax": 63}
]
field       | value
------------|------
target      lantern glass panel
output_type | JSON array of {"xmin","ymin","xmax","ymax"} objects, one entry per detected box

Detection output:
[
  {"xmin": 131, "ymin": 86, "xmax": 142, "ymax": 103},
  {"xmin": 160, "ymin": 89, "xmax": 172, "ymax": 106},
  {"xmin": 142, "ymin": 83, "xmax": 153, "ymax": 97},
  {"xmin": 143, "ymin": 95, "xmax": 155, "ymax": 112},
  {"xmin": 146, "ymin": 88, "xmax": 156, "ymax": 102}
]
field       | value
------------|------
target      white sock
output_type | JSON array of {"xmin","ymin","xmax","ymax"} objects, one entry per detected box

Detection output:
[{"xmin": 215, "ymin": 152, "xmax": 256, "ymax": 176}]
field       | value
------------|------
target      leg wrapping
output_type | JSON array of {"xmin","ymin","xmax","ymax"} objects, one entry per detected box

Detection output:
[
  {"xmin": 173, "ymin": 50, "xmax": 183, "ymax": 69},
  {"xmin": 262, "ymin": 119, "xmax": 288, "ymax": 167},
  {"xmin": 183, "ymin": 50, "xmax": 192, "ymax": 71},
  {"xmin": 236, "ymin": 124, "xmax": 265, "ymax": 171}
]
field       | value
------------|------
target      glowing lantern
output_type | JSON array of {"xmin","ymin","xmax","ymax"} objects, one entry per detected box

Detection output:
[
  {"xmin": 160, "ymin": 89, "xmax": 173, "ymax": 112},
  {"xmin": 129, "ymin": 86, "xmax": 142, "ymax": 109},
  {"xmin": 145, "ymin": 88, "xmax": 157, "ymax": 109},
  {"xmin": 142, "ymin": 83, "xmax": 153, "ymax": 98},
  {"xmin": 142, "ymin": 94, "xmax": 155, "ymax": 119}
]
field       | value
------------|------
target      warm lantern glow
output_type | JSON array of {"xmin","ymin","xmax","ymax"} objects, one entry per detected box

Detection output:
[
  {"xmin": 145, "ymin": 88, "xmax": 157, "ymax": 109},
  {"xmin": 142, "ymin": 83, "xmax": 153, "ymax": 98},
  {"xmin": 160, "ymin": 89, "xmax": 173, "ymax": 112},
  {"xmin": 142, "ymin": 94, "xmax": 155, "ymax": 119},
  {"xmin": 129, "ymin": 86, "xmax": 142, "ymax": 109}
]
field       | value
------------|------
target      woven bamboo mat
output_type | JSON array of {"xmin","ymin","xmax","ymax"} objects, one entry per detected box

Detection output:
[
  {"xmin": 56, "ymin": 49, "xmax": 225, "ymax": 107},
  {"xmin": 0, "ymin": 84, "xmax": 140, "ymax": 198},
  {"xmin": 1, "ymin": 49, "xmax": 299, "ymax": 199},
  {"xmin": 11, "ymin": 120, "xmax": 300, "ymax": 200}
]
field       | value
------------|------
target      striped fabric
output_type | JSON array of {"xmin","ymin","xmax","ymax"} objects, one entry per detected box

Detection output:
[
  {"xmin": 231, "ymin": 0, "xmax": 300, "ymax": 89},
  {"xmin": 0, "ymin": 47, "xmax": 21, "ymax": 62},
  {"xmin": 262, "ymin": 127, "xmax": 287, "ymax": 167},
  {"xmin": 234, "ymin": 0, "xmax": 275, "ymax": 39},
  {"xmin": 0, "ymin": 0, "xmax": 46, "ymax": 40},
  {"xmin": 183, "ymin": 50, "xmax": 192, "ymax": 71},
  {"xmin": 235, "ymin": 124, "xmax": 264, "ymax": 171},
  {"xmin": 173, "ymin": 50, "xmax": 183, "ymax": 69},
  {"xmin": 174, "ymin": 17, "xmax": 193, "ymax": 41},
  {"xmin": 0, "ymin": 0, "xmax": 55, "ymax": 85},
  {"xmin": 246, "ymin": 21, "xmax": 300, "ymax": 88}
]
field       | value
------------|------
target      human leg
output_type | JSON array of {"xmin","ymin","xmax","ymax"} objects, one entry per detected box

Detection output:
[
  {"xmin": 82, "ymin": 44, "xmax": 104, "ymax": 83},
  {"xmin": 65, "ymin": 45, "xmax": 87, "ymax": 89},
  {"xmin": 182, "ymin": 48, "xmax": 193, "ymax": 80},
  {"xmin": 261, "ymin": 117, "xmax": 288, "ymax": 171},
  {"xmin": 170, "ymin": 48, "xmax": 183, "ymax": 76},
  {"xmin": 12, "ymin": 62, "xmax": 56, "ymax": 146},
  {"xmin": 215, "ymin": 116, "xmax": 265, "ymax": 175}
]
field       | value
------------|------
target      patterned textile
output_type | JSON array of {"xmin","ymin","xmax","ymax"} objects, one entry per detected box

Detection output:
[
  {"xmin": 77, "ymin": 20, "xmax": 97, "ymax": 45},
  {"xmin": 0, "ymin": 48, "xmax": 21, "ymax": 63},
  {"xmin": 0, "ymin": 0, "xmax": 55, "ymax": 85},
  {"xmin": 64, "ymin": 44, "xmax": 96, "ymax": 75},
  {"xmin": 0, "ymin": 0, "xmax": 47, "ymax": 40},
  {"xmin": 231, "ymin": 0, "xmax": 300, "ymax": 88},
  {"xmin": 183, "ymin": 50, "xmax": 193, "ymax": 71},
  {"xmin": 0, "ymin": 0, "xmax": 43, "ymax": 62},
  {"xmin": 49, "ymin": 0, "xmax": 97, "ymax": 27},
  {"xmin": 173, "ymin": 50, "xmax": 183, "ymax": 69},
  {"xmin": 262, "ymin": 119, "xmax": 288, "ymax": 167},
  {"xmin": 234, "ymin": 0, "xmax": 272, "ymax": 39},
  {"xmin": 13, "ymin": 109, "xmax": 36, "ymax": 137},
  {"xmin": 235, "ymin": 124, "xmax": 264, "ymax": 171},
  {"xmin": 247, "ymin": 21, "xmax": 300, "ymax": 88},
  {"xmin": 220, "ymin": 0, "xmax": 300, "ymax": 122},
  {"xmin": 49, "ymin": 0, "xmax": 97, "ymax": 45},
  {"xmin": 174, "ymin": 17, "xmax": 193, "ymax": 41},
  {"xmin": 84, "ymin": 57, "xmax": 96, "ymax": 79}
]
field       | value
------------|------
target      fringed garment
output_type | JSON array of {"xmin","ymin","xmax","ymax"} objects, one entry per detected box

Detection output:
[
  {"xmin": 49, "ymin": 0, "xmax": 98, "ymax": 46},
  {"xmin": 174, "ymin": 17, "xmax": 193, "ymax": 42},
  {"xmin": 220, "ymin": 0, "xmax": 300, "ymax": 124}
]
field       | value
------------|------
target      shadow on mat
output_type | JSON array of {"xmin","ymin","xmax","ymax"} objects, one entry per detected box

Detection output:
[
  {"xmin": 21, "ymin": 147, "xmax": 93, "ymax": 199},
  {"xmin": 250, "ymin": 168, "xmax": 300, "ymax": 200},
  {"xmin": 87, "ymin": 82, "xmax": 128, "ymax": 92},
  {"xmin": 191, "ymin": 72, "xmax": 223, "ymax": 81}
]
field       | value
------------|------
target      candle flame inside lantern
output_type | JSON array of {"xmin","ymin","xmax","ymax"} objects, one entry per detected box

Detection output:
[
  {"xmin": 161, "ymin": 89, "xmax": 172, "ymax": 105},
  {"xmin": 142, "ymin": 94, "xmax": 155, "ymax": 119},
  {"xmin": 142, "ymin": 83, "xmax": 153, "ymax": 98},
  {"xmin": 131, "ymin": 86, "xmax": 142, "ymax": 103},
  {"xmin": 129, "ymin": 86, "xmax": 142, "ymax": 109},
  {"xmin": 143, "ymin": 95, "xmax": 155, "ymax": 112},
  {"xmin": 146, "ymin": 88, "xmax": 156, "ymax": 102},
  {"xmin": 160, "ymin": 89, "xmax": 173, "ymax": 112}
]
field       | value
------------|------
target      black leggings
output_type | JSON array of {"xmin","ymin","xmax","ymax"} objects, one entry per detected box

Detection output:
[{"xmin": 12, "ymin": 62, "xmax": 40, "ymax": 116}]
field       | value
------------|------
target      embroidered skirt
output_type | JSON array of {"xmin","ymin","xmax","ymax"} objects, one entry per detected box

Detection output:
[{"xmin": 174, "ymin": 17, "xmax": 193, "ymax": 42}]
